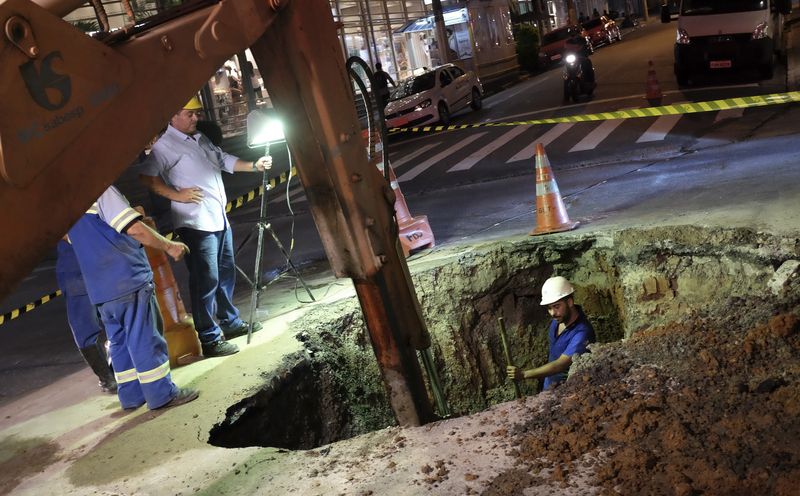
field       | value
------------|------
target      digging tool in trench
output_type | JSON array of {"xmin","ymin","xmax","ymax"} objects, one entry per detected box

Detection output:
[{"xmin": 498, "ymin": 317, "xmax": 522, "ymax": 399}]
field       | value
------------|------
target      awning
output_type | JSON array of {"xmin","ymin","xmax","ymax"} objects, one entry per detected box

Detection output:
[{"xmin": 394, "ymin": 7, "xmax": 469, "ymax": 34}]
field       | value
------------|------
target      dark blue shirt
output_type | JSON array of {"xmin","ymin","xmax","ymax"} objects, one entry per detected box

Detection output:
[
  {"xmin": 55, "ymin": 239, "xmax": 88, "ymax": 297},
  {"xmin": 544, "ymin": 305, "xmax": 595, "ymax": 390},
  {"xmin": 67, "ymin": 186, "xmax": 152, "ymax": 305}
]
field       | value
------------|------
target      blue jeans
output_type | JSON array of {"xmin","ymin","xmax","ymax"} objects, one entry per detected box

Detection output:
[{"xmin": 177, "ymin": 227, "xmax": 243, "ymax": 344}]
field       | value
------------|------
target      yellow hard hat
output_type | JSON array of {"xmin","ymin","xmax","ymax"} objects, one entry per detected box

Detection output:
[{"xmin": 184, "ymin": 96, "xmax": 203, "ymax": 110}]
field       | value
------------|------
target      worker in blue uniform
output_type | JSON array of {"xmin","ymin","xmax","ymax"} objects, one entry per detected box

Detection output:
[
  {"xmin": 507, "ymin": 276, "xmax": 596, "ymax": 390},
  {"xmin": 68, "ymin": 185, "xmax": 198, "ymax": 410},
  {"xmin": 56, "ymin": 238, "xmax": 117, "ymax": 393}
]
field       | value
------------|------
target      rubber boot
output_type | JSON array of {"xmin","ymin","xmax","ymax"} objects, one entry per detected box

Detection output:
[{"xmin": 79, "ymin": 342, "xmax": 118, "ymax": 394}]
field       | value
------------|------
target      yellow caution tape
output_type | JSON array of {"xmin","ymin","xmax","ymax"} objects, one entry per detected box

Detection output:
[
  {"xmin": 0, "ymin": 290, "xmax": 62, "ymax": 326},
  {"xmin": 388, "ymin": 91, "xmax": 800, "ymax": 134},
  {"xmin": 1, "ymin": 167, "xmax": 299, "ymax": 327}
]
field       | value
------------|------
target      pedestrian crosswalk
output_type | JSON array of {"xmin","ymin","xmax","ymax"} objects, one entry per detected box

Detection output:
[{"xmin": 270, "ymin": 106, "xmax": 757, "ymax": 204}]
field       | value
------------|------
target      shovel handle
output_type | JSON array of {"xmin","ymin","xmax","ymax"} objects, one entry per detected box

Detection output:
[{"xmin": 498, "ymin": 317, "xmax": 522, "ymax": 399}]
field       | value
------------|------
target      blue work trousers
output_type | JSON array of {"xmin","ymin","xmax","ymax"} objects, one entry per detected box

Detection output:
[
  {"xmin": 177, "ymin": 227, "xmax": 243, "ymax": 344},
  {"xmin": 98, "ymin": 283, "xmax": 178, "ymax": 410},
  {"xmin": 65, "ymin": 293, "xmax": 103, "ymax": 349}
]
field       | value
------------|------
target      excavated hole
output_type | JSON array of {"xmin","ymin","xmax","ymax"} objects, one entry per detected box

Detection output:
[{"xmin": 208, "ymin": 226, "xmax": 800, "ymax": 450}]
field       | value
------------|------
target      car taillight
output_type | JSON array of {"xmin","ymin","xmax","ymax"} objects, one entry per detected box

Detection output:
[
  {"xmin": 676, "ymin": 28, "xmax": 690, "ymax": 45},
  {"xmin": 752, "ymin": 22, "xmax": 769, "ymax": 40},
  {"xmin": 415, "ymin": 99, "xmax": 432, "ymax": 111}
]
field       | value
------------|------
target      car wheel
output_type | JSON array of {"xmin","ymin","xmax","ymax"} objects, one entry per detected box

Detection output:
[
  {"xmin": 616, "ymin": 29, "xmax": 622, "ymax": 41},
  {"xmin": 438, "ymin": 102, "xmax": 450, "ymax": 125},
  {"xmin": 607, "ymin": 32, "xmax": 613, "ymax": 45},
  {"xmin": 470, "ymin": 88, "xmax": 482, "ymax": 111}
]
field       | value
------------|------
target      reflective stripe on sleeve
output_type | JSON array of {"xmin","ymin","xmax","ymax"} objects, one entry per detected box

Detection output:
[{"xmin": 109, "ymin": 208, "xmax": 143, "ymax": 233}]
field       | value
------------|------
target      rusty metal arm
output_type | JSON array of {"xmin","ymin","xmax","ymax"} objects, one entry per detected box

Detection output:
[{"xmin": 0, "ymin": 0, "xmax": 282, "ymax": 299}]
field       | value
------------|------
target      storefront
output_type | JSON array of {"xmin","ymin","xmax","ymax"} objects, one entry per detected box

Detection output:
[{"xmin": 392, "ymin": 0, "xmax": 519, "ymax": 85}]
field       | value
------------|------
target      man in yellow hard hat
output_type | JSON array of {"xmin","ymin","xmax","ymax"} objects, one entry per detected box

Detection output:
[
  {"xmin": 139, "ymin": 96, "xmax": 271, "ymax": 358},
  {"xmin": 507, "ymin": 276, "xmax": 595, "ymax": 390}
]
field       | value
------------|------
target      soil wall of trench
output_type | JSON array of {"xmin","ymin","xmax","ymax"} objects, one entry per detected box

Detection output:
[{"xmin": 209, "ymin": 226, "xmax": 800, "ymax": 451}]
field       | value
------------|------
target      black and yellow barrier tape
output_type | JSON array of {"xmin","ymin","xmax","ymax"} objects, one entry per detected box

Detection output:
[
  {"xmin": 388, "ymin": 91, "xmax": 800, "ymax": 134},
  {"xmin": 0, "ymin": 167, "xmax": 298, "ymax": 327},
  {"xmin": 0, "ymin": 290, "xmax": 62, "ymax": 327}
]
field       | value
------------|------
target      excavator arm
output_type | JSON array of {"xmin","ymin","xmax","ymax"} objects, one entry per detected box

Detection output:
[{"xmin": 0, "ymin": 0, "xmax": 435, "ymax": 426}]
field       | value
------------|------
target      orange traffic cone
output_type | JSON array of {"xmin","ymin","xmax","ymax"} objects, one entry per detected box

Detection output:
[
  {"xmin": 138, "ymin": 212, "xmax": 202, "ymax": 367},
  {"xmin": 645, "ymin": 60, "xmax": 663, "ymax": 106},
  {"xmin": 362, "ymin": 128, "xmax": 435, "ymax": 256},
  {"xmin": 387, "ymin": 161, "xmax": 435, "ymax": 256},
  {"xmin": 529, "ymin": 144, "xmax": 579, "ymax": 236}
]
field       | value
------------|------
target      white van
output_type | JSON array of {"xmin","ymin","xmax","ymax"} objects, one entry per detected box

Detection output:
[{"xmin": 665, "ymin": 0, "xmax": 792, "ymax": 85}]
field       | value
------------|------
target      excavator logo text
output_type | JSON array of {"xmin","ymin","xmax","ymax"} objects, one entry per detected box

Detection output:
[{"xmin": 19, "ymin": 51, "xmax": 71, "ymax": 111}]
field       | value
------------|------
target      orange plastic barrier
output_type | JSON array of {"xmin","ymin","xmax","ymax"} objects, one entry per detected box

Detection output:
[{"xmin": 139, "ymin": 213, "xmax": 202, "ymax": 367}]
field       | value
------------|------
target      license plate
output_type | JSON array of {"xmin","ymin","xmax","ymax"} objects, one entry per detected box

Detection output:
[
  {"xmin": 710, "ymin": 60, "xmax": 732, "ymax": 69},
  {"xmin": 551, "ymin": 53, "xmax": 561, "ymax": 61}
]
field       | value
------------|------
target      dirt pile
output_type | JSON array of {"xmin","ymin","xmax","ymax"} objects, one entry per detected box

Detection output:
[{"xmin": 486, "ymin": 308, "xmax": 800, "ymax": 495}]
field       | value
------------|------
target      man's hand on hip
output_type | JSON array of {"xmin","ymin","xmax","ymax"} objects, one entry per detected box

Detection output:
[{"xmin": 175, "ymin": 187, "xmax": 204, "ymax": 204}]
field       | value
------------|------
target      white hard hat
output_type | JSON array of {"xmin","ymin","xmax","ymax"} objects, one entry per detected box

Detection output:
[{"xmin": 540, "ymin": 276, "xmax": 575, "ymax": 306}]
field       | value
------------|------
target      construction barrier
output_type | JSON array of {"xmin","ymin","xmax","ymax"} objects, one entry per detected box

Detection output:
[{"xmin": 388, "ymin": 91, "xmax": 800, "ymax": 134}]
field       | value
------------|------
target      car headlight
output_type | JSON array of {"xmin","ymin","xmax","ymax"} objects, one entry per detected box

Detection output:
[
  {"xmin": 414, "ymin": 99, "xmax": 432, "ymax": 111},
  {"xmin": 752, "ymin": 22, "xmax": 769, "ymax": 40},
  {"xmin": 676, "ymin": 28, "xmax": 690, "ymax": 45},
  {"xmin": 565, "ymin": 54, "xmax": 577, "ymax": 64}
]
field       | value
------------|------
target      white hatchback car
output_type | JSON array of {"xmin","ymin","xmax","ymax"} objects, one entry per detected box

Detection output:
[{"xmin": 384, "ymin": 64, "xmax": 483, "ymax": 128}]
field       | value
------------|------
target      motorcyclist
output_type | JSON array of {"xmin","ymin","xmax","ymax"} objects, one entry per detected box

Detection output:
[{"xmin": 563, "ymin": 27, "xmax": 595, "ymax": 84}]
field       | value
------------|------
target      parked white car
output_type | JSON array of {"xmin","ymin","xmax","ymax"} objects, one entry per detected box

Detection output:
[{"xmin": 384, "ymin": 64, "xmax": 483, "ymax": 128}]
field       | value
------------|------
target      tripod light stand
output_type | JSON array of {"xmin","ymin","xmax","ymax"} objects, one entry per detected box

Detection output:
[{"xmin": 238, "ymin": 109, "xmax": 315, "ymax": 344}]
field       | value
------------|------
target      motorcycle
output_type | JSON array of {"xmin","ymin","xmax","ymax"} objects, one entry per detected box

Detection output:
[{"xmin": 562, "ymin": 51, "xmax": 596, "ymax": 103}]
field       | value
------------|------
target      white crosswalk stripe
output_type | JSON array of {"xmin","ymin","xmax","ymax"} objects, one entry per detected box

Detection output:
[
  {"xmin": 636, "ymin": 114, "xmax": 683, "ymax": 142},
  {"xmin": 507, "ymin": 123, "xmax": 575, "ymax": 163},
  {"xmin": 389, "ymin": 142, "xmax": 439, "ymax": 169},
  {"xmin": 447, "ymin": 126, "xmax": 530, "ymax": 172},
  {"xmin": 636, "ymin": 102, "xmax": 686, "ymax": 143},
  {"xmin": 570, "ymin": 118, "xmax": 627, "ymax": 152},
  {"xmin": 397, "ymin": 132, "xmax": 487, "ymax": 182}
]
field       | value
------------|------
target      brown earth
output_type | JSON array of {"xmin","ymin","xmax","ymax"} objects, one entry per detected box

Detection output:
[{"xmin": 485, "ymin": 309, "xmax": 800, "ymax": 495}]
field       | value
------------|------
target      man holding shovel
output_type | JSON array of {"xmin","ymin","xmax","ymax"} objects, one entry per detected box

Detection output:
[{"xmin": 506, "ymin": 276, "xmax": 595, "ymax": 391}]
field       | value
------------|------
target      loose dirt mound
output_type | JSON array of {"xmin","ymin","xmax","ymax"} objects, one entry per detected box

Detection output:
[{"xmin": 486, "ymin": 308, "xmax": 800, "ymax": 495}]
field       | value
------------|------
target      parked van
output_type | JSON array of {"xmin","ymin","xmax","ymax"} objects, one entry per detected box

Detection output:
[{"xmin": 665, "ymin": 0, "xmax": 792, "ymax": 85}]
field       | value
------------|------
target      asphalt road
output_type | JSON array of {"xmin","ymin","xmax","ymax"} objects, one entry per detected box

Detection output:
[{"xmin": 2, "ymin": 19, "xmax": 798, "ymax": 406}]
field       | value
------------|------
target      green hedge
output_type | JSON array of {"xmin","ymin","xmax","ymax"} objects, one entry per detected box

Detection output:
[{"xmin": 514, "ymin": 24, "xmax": 541, "ymax": 72}]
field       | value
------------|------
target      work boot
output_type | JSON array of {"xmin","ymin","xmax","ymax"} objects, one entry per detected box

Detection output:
[
  {"xmin": 222, "ymin": 321, "xmax": 263, "ymax": 340},
  {"xmin": 155, "ymin": 388, "xmax": 199, "ymax": 410},
  {"xmin": 79, "ymin": 343, "xmax": 118, "ymax": 394},
  {"xmin": 201, "ymin": 339, "xmax": 239, "ymax": 357}
]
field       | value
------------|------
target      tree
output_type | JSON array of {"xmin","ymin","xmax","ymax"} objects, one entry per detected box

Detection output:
[
  {"xmin": 87, "ymin": 0, "xmax": 109, "ymax": 32},
  {"xmin": 121, "ymin": 0, "xmax": 136, "ymax": 26},
  {"xmin": 513, "ymin": 24, "xmax": 541, "ymax": 72}
]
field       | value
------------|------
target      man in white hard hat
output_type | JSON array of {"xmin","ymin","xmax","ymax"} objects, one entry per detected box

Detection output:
[{"xmin": 507, "ymin": 276, "xmax": 595, "ymax": 390}]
